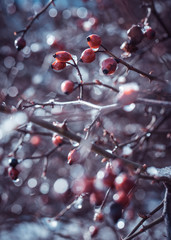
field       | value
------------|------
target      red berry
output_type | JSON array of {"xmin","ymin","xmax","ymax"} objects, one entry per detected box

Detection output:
[
  {"xmin": 30, "ymin": 135, "xmax": 41, "ymax": 146},
  {"xmin": 96, "ymin": 167, "xmax": 116, "ymax": 188},
  {"xmin": 127, "ymin": 25, "xmax": 143, "ymax": 44},
  {"xmin": 72, "ymin": 177, "xmax": 94, "ymax": 195},
  {"xmin": 101, "ymin": 57, "xmax": 117, "ymax": 75},
  {"xmin": 93, "ymin": 211, "xmax": 104, "ymax": 221},
  {"xmin": 115, "ymin": 173, "xmax": 134, "ymax": 193},
  {"xmin": 51, "ymin": 60, "xmax": 66, "ymax": 71},
  {"xmin": 61, "ymin": 80, "xmax": 74, "ymax": 94},
  {"xmin": 87, "ymin": 34, "xmax": 102, "ymax": 49},
  {"xmin": 90, "ymin": 191, "xmax": 104, "ymax": 206},
  {"xmin": 52, "ymin": 133, "xmax": 63, "ymax": 146},
  {"xmin": 8, "ymin": 167, "xmax": 20, "ymax": 180},
  {"xmin": 89, "ymin": 225, "xmax": 99, "ymax": 237},
  {"xmin": 14, "ymin": 37, "xmax": 26, "ymax": 51},
  {"xmin": 80, "ymin": 48, "xmax": 96, "ymax": 63},
  {"xmin": 144, "ymin": 27, "xmax": 156, "ymax": 40},
  {"xmin": 67, "ymin": 149, "xmax": 80, "ymax": 165},
  {"xmin": 113, "ymin": 191, "xmax": 130, "ymax": 208},
  {"xmin": 53, "ymin": 51, "xmax": 72, "ymax": 62}
]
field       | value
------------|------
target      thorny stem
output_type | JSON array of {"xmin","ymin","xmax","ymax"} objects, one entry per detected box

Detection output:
[
  {"xmin": 15, "ymin": 0, "xmax": 56, "ymax": 38},
  {"xmin": 82, "ymin": 81, "xmax": 119, "ymax": 93},
  {"xmin": 100, "ymin": 44, "xmax": 159, "ymax": 81},
  {"xmin": 123, "ymin": 201, "xmax": 163, "ymax": 239},
  {"xmin": 30, "ymin": 115, "xmax": 141, "ymax": 169}
]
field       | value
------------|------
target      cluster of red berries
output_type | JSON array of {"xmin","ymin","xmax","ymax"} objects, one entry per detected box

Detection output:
[
  {"xmin": 8, "ymin": 158, "xmax": 20, "ymax": 181},
  {"xmin": 70, "ymin": 158, "xmax": 135, "ymax": 225},
  {"xmin": 121, "ymin": 24, "xmax": 155, "ymax": 56},
  {"xmin": 51, "ymin": 34, "xmax": 120, "ymax": 95}
]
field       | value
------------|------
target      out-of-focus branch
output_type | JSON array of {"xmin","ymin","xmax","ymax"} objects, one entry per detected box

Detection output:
[{"xmin": 14, "ymin": 0, "xmax": 56, "ymax": 37}]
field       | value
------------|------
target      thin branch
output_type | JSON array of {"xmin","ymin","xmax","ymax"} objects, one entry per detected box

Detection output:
[
  {"xmin": 100, "ymin": 44, "xmax": 160, "ymax": 81},
  {"xmin": 124, "ymin": 201, "xmax": 163, "ymax": 239},
  {"xmin": 15, "ymin": 0, "xmax": 56, "ymax": 37},
  {"xmin": 30, "ymin": 115, "xmax": 142, "ymax": 168},
  {"xmin": 137, "ymin": 98, "xmax": 171, "ymax": 107}
]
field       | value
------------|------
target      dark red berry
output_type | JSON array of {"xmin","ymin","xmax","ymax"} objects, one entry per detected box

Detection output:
[
  {"xmin": 89, "ymin": 191, "xmax": 104, "ymax": 206},
  {"xmin": 71, "ymin": 177, "xmax": 94, "ymax": 195},
  {"xmin": 127, "ymin": 25, "xmax": 143, "ymax": 45},
  {"xmin": 113, "ymin": 191, "xmax": 130, "ymax": 208},
  {"xmin": 115, "ymin": 173, "xmax": 134, "ymax": 193},
  {"xmin": 8, "ymin": 167, "xmax": 20, "ymax": 180},
  {"xmin": 93, "ymin": 211, "xmax": 104, "ymax": 221},
  {"xmin": 101, "ymin": 57, "xmax": 117, "ymax": 75},
  {"xmin": 9, "ymin": 158, "xmax": 18, "ymax": 168},
  {"xmin": 14, "ymin": 37, "xmax": 26, "ymax": 51}
]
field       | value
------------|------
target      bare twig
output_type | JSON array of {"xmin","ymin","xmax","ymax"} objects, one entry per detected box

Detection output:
[{"xmin": 14, "ymin": 0, "xmax": 56, "ymax": 37}]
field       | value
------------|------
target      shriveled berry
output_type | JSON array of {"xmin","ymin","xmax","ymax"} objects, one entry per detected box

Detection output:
[
  {"xmin": 110, "ymin": 202, "xmax": 123, "ymax": 223},
  {"xmin": 51, "ymin": 60, "xmax": 66, "ymax": 71},
  {"xmin": 101, "ymin": 57, "xmax": 117, "ymax": 75},
  {"xmin": 67, "ymin": 149, "xmax": 80, "ymax": 165},
  {"xmin": 80, "ymin": 48, "xmax": 96, "ymax": 63},
  {"xmin": 52, "ymin": 133, "xmax": 63, "ymax": 146},
  {"xmin": 120, "ymin": 40, "xmax": 137, "ymax": 53},
  {"xmin": 53, "ymin": 51, "xmax": 72, "ymax": 62},
  {"xmin": 61, "ymin": 80, "xmax": 74, "ymax": 94},
  {"xmin": 8, "ymin": 167, "xmax": 20, "ymax": 180},
  {"xmin": 115, "ymin": 173, "xmax": 134, "ymax": 193},
  {"xmin": 127, "ymin": 25, "xmax": 143, "ymax": 44},
  {"xmin": 9, "ymin": 158, "xmax": 18, "ymax": 168},
  {"xmin": 87, "ymin": 34, "xmax": 102, "ymax": 49},
  {"xmin": 113, "ymin": 191, "xmax": 130, "ymax": 208},
  {"xmin": 14, "ymin": 37, "xmax": 26, "ymax": 51},
  {"xmin": 144, "ymin": 27, "xmax": 156, "ymax": 40}
]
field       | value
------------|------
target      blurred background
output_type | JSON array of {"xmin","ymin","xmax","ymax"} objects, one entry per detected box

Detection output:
[{"xmin": 0, "ymin": 0, "xmax": 171, "ymax": 239}]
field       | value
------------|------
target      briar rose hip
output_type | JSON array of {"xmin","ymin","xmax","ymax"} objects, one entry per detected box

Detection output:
[
  {"xmin": 87, "ymin": 34, "xmax": 102, "ymax": 49},
  {"xmin": 113, "ymin": 191, "xmax": 130, "ymax": 208},
  {"xmin": 61, "ymin": 80, "xmax": 75, "ymax": 94},
  {"xmin": 101, "ymin": 57, "xmax": 117, "ymax": 75},
  {"xmin": 8, "ymin": 167, "xmax": 20, "ymax": 181},
  {"xmin": 115, "ymin": 173, "xmax": 135, "ymax": 193},
  {"xmin": 51, "ymin": 60, "xmax": 66, "ymax": 71},
  {"xmin": 80, "ymin": 48, "xmax": 96, "ymax": 63},
  {"xmin": 53, "ymin": 51, "xmax": 72, "ymax": 62},
  {"xmin": 14, "ymin": 37, "xmax": 26, "ymax": 51},
  {"xmin": 52, "ymin": 133, "xmax": 63, "ymax": 146}
]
